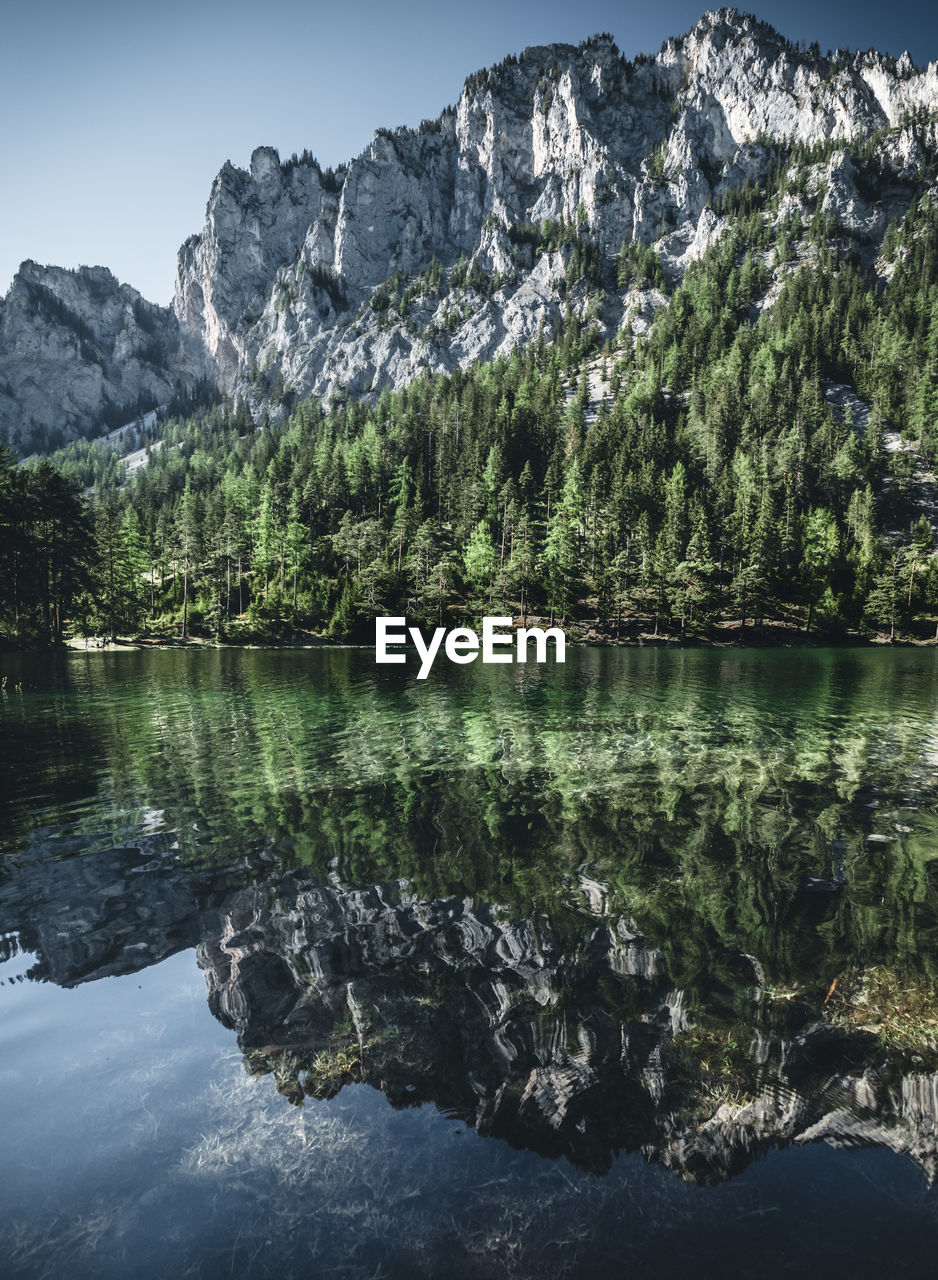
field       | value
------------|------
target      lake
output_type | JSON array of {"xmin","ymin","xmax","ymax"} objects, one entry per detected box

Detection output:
[{"xmin": 1, "ymin": 647, "xmax": 937, "ymax": 1277}]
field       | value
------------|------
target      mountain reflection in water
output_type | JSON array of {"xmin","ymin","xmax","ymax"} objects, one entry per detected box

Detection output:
[{"xmin": 2, "ymin": 647, "xmax": 938, "ymax": 1276}]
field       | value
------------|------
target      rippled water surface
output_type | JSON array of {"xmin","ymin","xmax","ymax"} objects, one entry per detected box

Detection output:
[{"xmin": 2, "ymin": 647, "xmax": 938, "ymax": 1277}]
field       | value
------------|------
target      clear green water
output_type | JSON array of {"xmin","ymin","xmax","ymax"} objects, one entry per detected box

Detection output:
[{"xmin": 1, "ymin": 647, "xmax": 938, "ymax": 1277}]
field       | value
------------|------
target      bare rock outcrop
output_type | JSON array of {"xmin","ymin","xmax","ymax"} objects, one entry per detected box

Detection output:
[{"xmin": 4, "ymin": 8, "xmax": 938, "ymax": 445}]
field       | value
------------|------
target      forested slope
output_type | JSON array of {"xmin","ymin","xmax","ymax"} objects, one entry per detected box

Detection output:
[{"xmin": 4, "ymin": 146, "xmax": 938, "ymax": 646}]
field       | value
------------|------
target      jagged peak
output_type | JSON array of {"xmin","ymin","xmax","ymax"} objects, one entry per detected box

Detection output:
[
  {"xmin": 211, "ymin": 145, "xmax": 347, "ymax": 201},
  {"xmin": 576, "ymin": 31, "xmax": 620, "ymax": 57},
  {"xmin": 460, "ymin": 31, "xmax": 625, "ymax": 100},
  {"xmin": 689, "ymin": 7, "xmax": 763, "ymax": 36},
  {"xmin": 10, "ymin": 261, "xmax": 128, "ymax": 298},
  {"xmin": 668, "ymin": 7, "xmax": 796, "ymax": 64},
  {"xmin": 249, "ymin": 145, "xmax": 281, "ymax": 182},
  {"xmin": 682, "ymin": 6, "xmax": 927, "ymax": 78}
]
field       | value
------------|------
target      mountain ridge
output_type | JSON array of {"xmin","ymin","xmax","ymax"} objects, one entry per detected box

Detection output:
[{"xmin": 3, "ymin": 7, "xmax": 938, "ymax": 451}]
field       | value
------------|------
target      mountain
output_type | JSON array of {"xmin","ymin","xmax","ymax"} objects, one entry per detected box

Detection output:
[
  {"xmin": 3, "ymin": 7, "xmax": 938, "ymax": 449},
  {"xmin": 0, "ymin": 263, "xmax": 212, "ymax": 453}
]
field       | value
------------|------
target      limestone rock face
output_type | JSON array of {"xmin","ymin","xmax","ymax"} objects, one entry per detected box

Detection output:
[
  {"xmin": 173, "ymin": 147, "xmax": 340, "ymax": 385},
  {"xmin": 169, "ymin": 7, "xmax": 938, "ymax": 412},
  {"xmin": 4, "ymin": 7, "xmax": 938, "ymax": 443},
  {"xmin": 0, "ymin": 262, "xmax": 211, "ymax": 450}
]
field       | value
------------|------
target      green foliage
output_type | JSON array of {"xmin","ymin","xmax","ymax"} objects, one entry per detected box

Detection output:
[
  {"xmin": 8, "ymin": 161, "xmax": 938, "ymax": 646},
  {"xmin": 0, "ymin": 448, "xmax": 92, "ymax": 643},
  {"xmin": 617, "ymin": 241, "xmax": 663, "ymax": 290}
]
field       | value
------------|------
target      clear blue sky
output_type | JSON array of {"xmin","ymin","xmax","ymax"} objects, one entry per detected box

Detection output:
[{"xmin": 3, "ymin": 0, "xmax": 937, "ymax": 305}]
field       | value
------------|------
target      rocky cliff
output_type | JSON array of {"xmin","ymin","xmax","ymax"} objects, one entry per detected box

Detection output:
[
  {"xmin": 0, "ymin": 263, "xmax": 212, "ymax": 452},
  {"xmin": 168, "ymin": 7, "xmax": 938, "ymax": 412},
  {"xmin": 3, "ymin": 7, "xmax": 938, "ymax": 447}
]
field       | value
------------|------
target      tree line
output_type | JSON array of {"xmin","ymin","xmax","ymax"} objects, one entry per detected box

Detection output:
[{"xmin": 3, "ymin": 160, "xmax": 938, "ymax": 647}]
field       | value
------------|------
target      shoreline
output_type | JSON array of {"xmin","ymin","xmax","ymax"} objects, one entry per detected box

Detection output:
[
  {"xmin": 30, "ymin": 632, "xmax": 938, "ymax": 653},
  {"xmin": 5, "ymin": 615, "xmax": 938, "ymax": 655}
]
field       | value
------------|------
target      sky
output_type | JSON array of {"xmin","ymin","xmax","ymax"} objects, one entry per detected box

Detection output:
[{"xmin": 3, "ymin": 0, "xmax": 938, "ymax": 305}]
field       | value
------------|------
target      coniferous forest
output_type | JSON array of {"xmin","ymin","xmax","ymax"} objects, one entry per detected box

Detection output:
[{"xmin": 4, "ymin": 146, "xmax": 938, "ymax": 648}]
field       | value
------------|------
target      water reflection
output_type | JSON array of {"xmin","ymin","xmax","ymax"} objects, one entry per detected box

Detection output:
[
  {"xmin": 200, "ymin": 862, "xmax": 938, "ymax": 1184},
  {"xmin": 2, "ymin": 648, "xmax": 938, "ymax": 1197}
]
